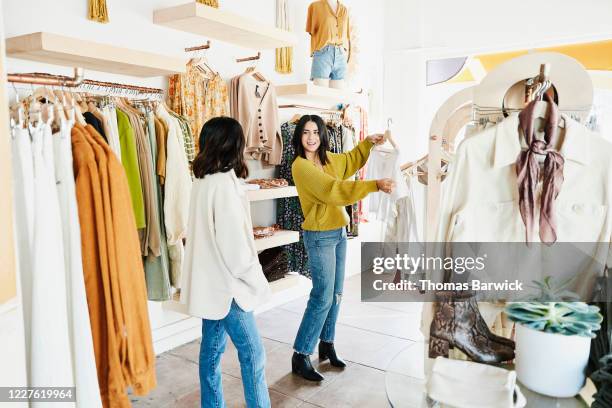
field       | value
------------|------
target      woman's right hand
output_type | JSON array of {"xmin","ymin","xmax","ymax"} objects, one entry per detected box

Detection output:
[{"xmin": 376, "ymin": 178, "xmax": 395, "ymax": 194}]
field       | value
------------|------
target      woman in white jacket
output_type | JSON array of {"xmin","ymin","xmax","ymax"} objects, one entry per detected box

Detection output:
[{"xmin": 181, "ymin": 117, "xmax": 272, "ymax": 408}]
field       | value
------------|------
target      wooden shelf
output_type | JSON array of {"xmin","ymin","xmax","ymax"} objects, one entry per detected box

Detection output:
[
  {"xmin": 277, "ymin": 83, "xmax": 365, "ymax": 106},
  {"xmin": 153, "ymin": 2, "xmax": 297, "ymax": 49},
  {"xmin": 6, "ymin": 32, "xmax": 186, "ymax": 77},
  {"xmin": 247, "ymin": 186, "xmax": 297, "ymax": 202},
  {"xmin": 269, "ymin": 274, "xmax": 300, "ymax": 294},
  {"xmin": 254, "ymin": 230, "xmax": 299, "ymax": 252}
]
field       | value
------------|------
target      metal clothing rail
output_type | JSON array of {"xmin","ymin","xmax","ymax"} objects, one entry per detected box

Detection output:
[
  {"xmin": 278, "ymin": 104, "xmax": 341, "ymax": 112},
  {"xmin": 6, "ymin": 68, "xmax": 164, "ymax": 94},
  {"xmin": 7, "ymin": 68, "xmax": 84, "ymax": 87}
]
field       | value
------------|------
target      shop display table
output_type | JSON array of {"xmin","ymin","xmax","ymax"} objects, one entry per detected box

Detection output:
[{"xmin": 385, "ymin": 343, "xmax": 589, "ymax": 408}]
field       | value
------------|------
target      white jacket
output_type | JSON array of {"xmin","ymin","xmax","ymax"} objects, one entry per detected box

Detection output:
[{"xmin": 180, "ymin": 170, "xmax": 271, "ymax": 319}]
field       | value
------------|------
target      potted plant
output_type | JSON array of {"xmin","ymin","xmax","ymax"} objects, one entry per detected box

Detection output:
[{"xmin": 505, "ymin": 301, "xmax": 602, "ymax": 397}]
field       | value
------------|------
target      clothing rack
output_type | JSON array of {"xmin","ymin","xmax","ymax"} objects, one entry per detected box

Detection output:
[
  {"xmin": 7, "ymin": 69, "xmax": 164, "ymax": 95},
  {"xmin": 185, "ymin": 41, "xmax": 211, "ymax": 52},
  {"xmin": 236, "ymin": 52, "xmax": 261, "ymax": 63},
  {"xmin": 278, "ymin": 104, "xmax": 341, "ymax": 112}
]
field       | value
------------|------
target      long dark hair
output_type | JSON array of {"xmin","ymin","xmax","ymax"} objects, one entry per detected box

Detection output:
[
  {"xmin": 192, "ymin": 117, "xmax": 249, "ymax": 179},
  {"xmin": 292, "ymin": 115, "xmax": 330, "ymax": 165}
]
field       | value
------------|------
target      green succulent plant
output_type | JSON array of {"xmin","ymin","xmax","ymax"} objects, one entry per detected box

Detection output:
[
  {"xmin": 521, "ymin": 276, "xmax": 581, "ymax": 302},
  {"xmin": 505, "ymin": 302, "xmax": 603, "ymax": 338}
]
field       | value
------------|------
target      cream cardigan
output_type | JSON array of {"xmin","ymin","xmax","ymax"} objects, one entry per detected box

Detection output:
[{"xmin": 180, "ymin": 170, "xmax": 271, "ymax": 319}]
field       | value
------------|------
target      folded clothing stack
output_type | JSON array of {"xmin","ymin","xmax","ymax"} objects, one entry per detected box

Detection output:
[
  {"xmin": 253, "ymin": 224, "xmax": 280, "ymax": 239},
  {"xmin": 257, "ymin": 247, "xmax": 289, "ymax": 282},
  {"xmin": 427, "ymin": 357, "xmax": 526, "ymax": 408},
  {"xmin": 247, "ymin": 178, "xmax": 289, "ymax": 189}
]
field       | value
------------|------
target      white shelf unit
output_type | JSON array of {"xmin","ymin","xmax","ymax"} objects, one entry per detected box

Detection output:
[
  {"xmin": 5, "ymin": 32, "xmax": 186, "ymax": 77},
  {"xmin": 276, "ymin": 83, "xmax": 365, "ymax": 106},
  {"xmin": 153, "ymin": 2, "xmax": 297, "ymax": 49},
  {"xmin": 254, "ymin": 230, "xmax": 299, "ymax": 252},
  {"xmin": 247, "ymin": 186, "xmax": 297, "ymax": 202}
]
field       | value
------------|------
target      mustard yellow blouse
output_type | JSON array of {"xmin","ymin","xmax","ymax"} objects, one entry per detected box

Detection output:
[{"xmin": 306, "ymin": 0, "xmax": 351, "ymax": 58}]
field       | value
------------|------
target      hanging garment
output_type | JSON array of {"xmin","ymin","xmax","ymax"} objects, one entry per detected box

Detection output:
[
  {"xmin": 53, "ymin": 120, "xmax": 102, "ymax": 408},
  {"xmin": 103, "ymin": 105, "xmax": 122, "ymax": 161},
  {"xmin": 125, "ymin": 108, "xmax": 161, "ymax": 257},
  {"xmin": 144, "ymin": 111, "xmax": 172, "ymax": 301},
  {"xmin": 366, "ymin": 148, "xmax": 409, "ymax": 221},
  {"xmin": 275, "ymin": 0, "xmax": 293, "ymax": 74},
  {"xmin": 84, "ymin": 111, "xmax": 107, "ymax": 141},
  {"xmin": 169, "ymin": 111, "xmax": 196, "ymax": 166},
  {"xmin": 72, "ymin": 124, "xmax": 156, "ymax": 407},
  {"xmin": 203, "ymin": 73, "xmax": 229, "ymax": 124},
  {"xmin": 168, "ymin": 64, "xmax": 208, "ymax": 147},
  {"xmin": 29, "ymin": 123, "xmax": 75, "ymax": 401},
  {"xmin": 157, "ymin": 105, "xmax": 192, "ymax": 288},
  {"xmin": 231, "ymin": 73, "xmax": 283, "ymax": 165},
  {"xmin": 277, "ymin": 121, "xmax": 310, "ymax": 277},
  {"xmin": 438, "ymin": 113, "xmax": 612, "ymax": 299},
  {"xmin": 153, "ymin": 114, "xmax": 168, "ymax": 185},
  {"xmin": 116, "ymin": 108, "xmax": 146, "ymax": 229}
]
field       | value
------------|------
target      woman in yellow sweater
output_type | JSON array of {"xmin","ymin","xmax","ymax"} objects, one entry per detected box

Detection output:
[{"xmin": 291, "ymin": 115, "xmax": 395, "ymax": 381}]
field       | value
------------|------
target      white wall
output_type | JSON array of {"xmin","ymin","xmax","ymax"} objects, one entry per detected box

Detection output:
[
  {"xmin": 423, "ymin": 0, "xmax": 612, "ymax": 53},
  {"xmin": 2, "ymin": 0, "xmax": 386, "ymax": 353}
]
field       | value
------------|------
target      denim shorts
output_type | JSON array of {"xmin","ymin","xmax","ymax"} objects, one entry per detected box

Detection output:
[{"xmin": 311, "ymin": 45, "xmax": 348, "ymax": 81}]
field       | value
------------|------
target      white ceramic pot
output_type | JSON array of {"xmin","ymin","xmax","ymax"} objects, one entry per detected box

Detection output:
[{"xmin": 515, "ymin": 323, "xmax": 591, "ymax": 398}]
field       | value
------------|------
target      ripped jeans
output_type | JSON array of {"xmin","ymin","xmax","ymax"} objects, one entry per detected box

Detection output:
[{"xmin": 293, "ymin": 228, "xmax": 347, "ymax": 355}]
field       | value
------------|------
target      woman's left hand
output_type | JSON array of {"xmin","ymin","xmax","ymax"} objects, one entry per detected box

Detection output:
[{"xmin": 367, "ymin": 133, "xmax": 385, "ymax": 145}]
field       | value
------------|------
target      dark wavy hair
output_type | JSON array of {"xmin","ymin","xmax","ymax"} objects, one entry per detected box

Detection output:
[
  {"xmin": 192, "ymin": 117, "xmax": 249, "ymax": 179},
  {"xmin": 292, "ymin": 115, "xmax": 330, "ymax": 165}
]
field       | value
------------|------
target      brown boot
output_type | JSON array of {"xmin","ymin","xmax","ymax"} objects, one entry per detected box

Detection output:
[
  {"xmin": 467, "ymin": 297, "xmax": 515, "ymax": 349},
  {"xmin": 429, "ymin": 292, "xmax": 515, "ymax": 364}
]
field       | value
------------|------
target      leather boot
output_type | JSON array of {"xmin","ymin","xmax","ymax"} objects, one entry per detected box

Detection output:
[
  {"xmin": 467, "ymin": 297, "xmax": 516, "ymax": 349},
  {"xmin": 429, "ymin": 292, "xmax": 515, "ymax": 364},
  {"xmin": 318, "ymin": 341, "xmax": 347, "ymax": 368},
  {"xmin": 292, "ymin": 352, "xmax": 324, "ymax": 382}
]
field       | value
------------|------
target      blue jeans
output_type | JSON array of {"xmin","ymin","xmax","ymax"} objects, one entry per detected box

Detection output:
[
  {"xmin": 294, "ymin": 228, "xmax": 347, "ymax": 355},
  {"xmin": 200, "ymin": 300, "xmax": 271, "ymax": 408},
  {"xmin": 311, "ymin": 45, "xmax": 348, "ymax": 80}
]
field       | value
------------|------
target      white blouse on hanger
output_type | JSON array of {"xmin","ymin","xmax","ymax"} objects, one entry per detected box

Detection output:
[{"xmin": 29, "ymin": 123, "xmax": 75, "ymax": 399}]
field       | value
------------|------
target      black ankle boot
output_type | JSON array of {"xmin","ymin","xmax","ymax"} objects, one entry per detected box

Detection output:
[
  {"xmin": 292, "ymin": 352, "xmax": 324, "ymax": 381},
  {"xmin": 318, "ymin": 341, "xmax": 347, "ymax": 368}
]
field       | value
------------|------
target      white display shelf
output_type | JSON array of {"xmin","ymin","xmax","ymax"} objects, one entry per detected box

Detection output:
[
  {"xmin": 269, "ymin": 273, "xmax": 300, "ymax": 294},
  {"xmin": 254, "ymin": 230, "xmax": 299, "ymax": 251},
  {"xmin": 153, "ymin": 2, "xmax": 297, "ymax": 49},
  {"xmin": 277, "ymin": 83, "xmax": 365, "ymax": 106},
  {"xmin": 5, "ymin": 32, "xmax": 186, "ymax": 77},
  {"xmin": 247, "ymin": 186, "xmax": 297, "ymax": 202}
]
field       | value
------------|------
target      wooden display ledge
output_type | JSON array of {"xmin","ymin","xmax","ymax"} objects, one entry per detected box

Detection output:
[
  {"xmin": 247, "ymin": 186, "xmax": 297, "ymax": 202},
  {"xmin": 254, "ymin": 230, "xmax": 299, "ymax": 252},
  {"xmin": 153, "ymin": 2, "xmax": 296, "ymax": 50},
  {"xmin": 276, "ymin": 83, "xmax": 365, "ymax": 106},
  {"xmin": 6, "ymin": 32, "xmax": 186, "ymax": 77}
]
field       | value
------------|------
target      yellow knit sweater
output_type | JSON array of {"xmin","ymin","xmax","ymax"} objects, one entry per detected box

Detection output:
[{"xmin": 292, "ymin": 139, "xmax": 378, "ymax": 231}]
